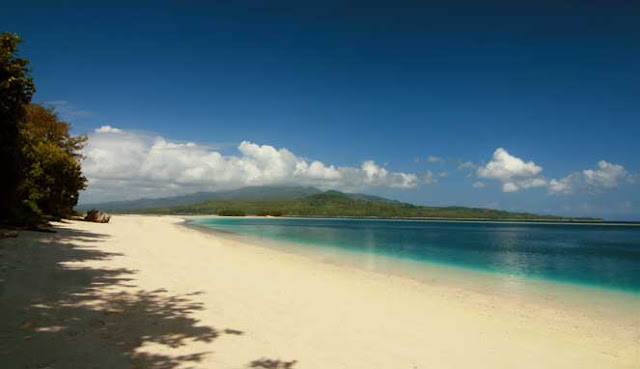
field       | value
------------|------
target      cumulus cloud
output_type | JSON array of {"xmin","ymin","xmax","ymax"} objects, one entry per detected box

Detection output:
[
  {"xmin": 583, "ymin": 161, "xmax": 627, "ymax": 189},
  {"xmin": 472, "ymin": 181, "xmax": 485, "ymax": 188},
  {"xmin": 548, "ymin": 176, "xmax": 575, "ymax": 195},
  {"xmin": 476, "ymin": 148, "xmax": 546, "ymax": 192},
  {"xmin": 95, "ymin": 125, "xmax": 122, "ymax": 133},
  {"xmin": 427, "ymin": 155, "xmax": 443, "ymax": 163},
  {"xmin": 477, "ymin": 148, "xmax": 542, "ymax": 180},
  {"xmin": 549, "ymin": 161, "xmax": 632, "ymax": 195},
  {"xmin": 474, "ymin": 148, "xmax": 636, "ymax": 195},
  {"xmin": 81, "ymin": 128, "xmax": 419, "ymax": 202}
]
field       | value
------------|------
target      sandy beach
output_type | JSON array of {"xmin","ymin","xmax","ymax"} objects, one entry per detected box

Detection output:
[{"xmin": 1, "ymin": 215, "xmax": 638, "ymax": 369}]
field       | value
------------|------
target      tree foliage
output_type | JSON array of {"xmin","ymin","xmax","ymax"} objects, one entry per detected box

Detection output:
[
  {"xmin": 1, "ymin": 32, "xmax": 86, "ymax": 223},
  {"xmin": 20, "ymin": 104, "xmax": 87, "ymax": 218},
  {"xmin": 0, "ymin": 32, "xmax": 35, "ymax": 222}
]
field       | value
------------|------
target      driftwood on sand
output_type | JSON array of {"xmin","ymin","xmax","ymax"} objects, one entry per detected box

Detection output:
[{"xmin": 84, "ymin": 210, "xmax": 111, "ymax": 223}]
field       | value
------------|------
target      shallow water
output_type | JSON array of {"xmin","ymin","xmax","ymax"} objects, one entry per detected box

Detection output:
[{"xmin": 192, "ymin": 217, "xmax": 640, "ymax": 294}]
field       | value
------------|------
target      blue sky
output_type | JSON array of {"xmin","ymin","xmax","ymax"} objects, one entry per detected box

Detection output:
[{"xmin": 2, "ymin": 1, "xmax": 639, "ymax": 219}]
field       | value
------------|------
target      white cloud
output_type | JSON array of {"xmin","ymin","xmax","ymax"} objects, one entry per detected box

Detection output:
[
  {"xmin": 549, "ymin": 161, "xmax": 632, "ymax": 195},
  {"xmin": 95, "ymin": 125, "xmax": 122, "ymax": 133},
  {"xmin": 548, "ymin": 177, "xmax": 574, "ymax": 195},
  {"xmin": 81, "ymin": 128, "xmax": 419, "ymax": 203},
  {"xmin": 583, "ymin": 161, "xmax": 627, "ymax": 189},
  {"xmin": 476, "ymin": 149, "xmax": 636, "ymax": 195},
  {"xmin": 472, "ymin": 181, "xmax": 485, "ymax": 188},
  {"xmin": 502, "ymin": 182, "xmax": 519, "ymax": 192},
  {"xmin": 477, "ymin": 148, "xmax": 546, "ymax": 192},
  {"xmin": 518, "ymin": 177, "xmax": 548, "ymax": 189},
  {"xmin": 427, "ymin": 155, "xmax": 443, "ymax": 163},
  {"xmin": 81, "ymin": 132, "xmax": 638, "ymax": 202},
  {"xmin": 477, "ymin": 148, "xmax": 542, "ymax": 181}
]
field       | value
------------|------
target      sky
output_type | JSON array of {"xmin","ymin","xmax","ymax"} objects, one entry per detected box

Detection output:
[{"xmin": 2, "ymin": 0, "xmax": 639, "ymax": 220}]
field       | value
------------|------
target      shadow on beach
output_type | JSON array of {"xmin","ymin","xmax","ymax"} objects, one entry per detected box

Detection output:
[{"xmin": 0, "ymin": 226, "xmax": 219, "ymax": 369}]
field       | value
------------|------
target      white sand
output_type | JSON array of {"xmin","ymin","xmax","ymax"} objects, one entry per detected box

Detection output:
[{"xmin": 2, "ymin": 215, "xmax": 638, "ymax": 368}]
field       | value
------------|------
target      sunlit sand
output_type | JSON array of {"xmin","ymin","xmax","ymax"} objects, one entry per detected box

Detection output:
[{"xmin": 2, "ymin": 215, "xmax": 638, "ymax": 368}]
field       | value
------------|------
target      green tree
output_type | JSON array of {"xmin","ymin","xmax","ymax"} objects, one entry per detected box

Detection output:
[
  {"xmin": 20, "ymin": 104, "xmax": 87, "ymax": 218},
  {"xmin": 0, "ymin": 32, "xmax": 35, "ymax": 223}
]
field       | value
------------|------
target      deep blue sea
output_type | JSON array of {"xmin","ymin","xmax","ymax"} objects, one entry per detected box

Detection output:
[{"xmin": 192, "ymin": 217, "xmax": 640, "ymax": 293}]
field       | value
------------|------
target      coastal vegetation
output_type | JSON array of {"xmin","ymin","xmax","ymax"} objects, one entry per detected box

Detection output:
[
  {"xmin": 0, "ymin": 32, "xmax": 86, "ymax": 225},
  {"xmin": 85, "ymin": 187, "xmax": 597, "ymax": 221},
  {"xmin": 217, "ymin": 209, "xmax": 247, "ymax": 216}
]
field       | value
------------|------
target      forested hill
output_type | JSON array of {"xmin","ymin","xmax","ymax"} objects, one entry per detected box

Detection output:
[
  {"xmin": 76, "ymin": 186, "xmax": 399, "ymax": 212},
  {"xmin": 76, "ymin": 186, "xmax": 323, "ymax": 212},
  {"xmin": 79, "ymin": 187, "xmax": 598, "ymax": 221}
]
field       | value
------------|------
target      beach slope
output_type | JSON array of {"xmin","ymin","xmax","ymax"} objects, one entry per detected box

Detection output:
[{"xmin": 0, "ymin": 215, "xmax": 637, "ymax": 368}]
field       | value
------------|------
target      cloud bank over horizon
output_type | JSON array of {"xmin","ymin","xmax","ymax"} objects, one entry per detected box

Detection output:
[
  {"xmin": 81, "ymin": 126, "xmax": 419, "ymax": 203},
  {"xmin": 80, "ymin": 126, "xmax": 638, "ymax": 204}
]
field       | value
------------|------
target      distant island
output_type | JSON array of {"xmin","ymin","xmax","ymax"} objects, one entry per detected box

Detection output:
[{"xmin": 77, "ymin": 186, "xmax": 601, "ymax": 222}]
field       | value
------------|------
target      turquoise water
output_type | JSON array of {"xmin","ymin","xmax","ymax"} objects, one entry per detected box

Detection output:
[{"xmin": 193, "ymin": 217, "xmax": 640, "ymax": 293}]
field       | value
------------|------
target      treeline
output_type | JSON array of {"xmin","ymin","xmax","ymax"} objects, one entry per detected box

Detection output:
[
  {"xmin": 1, "ymin": 33, "xmax": 86, "ymax": 225},
  {"xmin": 119, "ymin": 192, "xmax": 588, "ymax": 221},
  {"xmin": 216, "ymin": 209, "xmax": 283, "ymax": 216}
]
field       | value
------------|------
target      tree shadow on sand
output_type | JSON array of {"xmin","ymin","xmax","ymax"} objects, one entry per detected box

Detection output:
[{"xmin": 0, "ymin": 226, "xmax": 219, "ymax": 369}]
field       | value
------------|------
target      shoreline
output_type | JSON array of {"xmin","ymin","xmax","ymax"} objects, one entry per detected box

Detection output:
[
  {"xmin": 2, "ymin": 214, "xmax": 639, "ymax": 368},
  {"xmin": 172, "ymin": 213, "xmax": 640, "ymax": 226},
  {"xmin": 183, "ymin": 216, "xmax": 640, "ymax": 319}
]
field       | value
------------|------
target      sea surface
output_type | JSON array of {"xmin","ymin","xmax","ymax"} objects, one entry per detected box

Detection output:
[{"xmin": 190, "ymin": 217, "xmax": 640, "ymax": 295}]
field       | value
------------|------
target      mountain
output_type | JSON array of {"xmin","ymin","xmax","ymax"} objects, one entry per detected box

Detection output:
[
  {"xmin": 77, "ymin": 191, "xmax": 222, "ymax": 212},
  {"xmin": 77, "ymin": 186, "xmax": 598, "ymax": 221},
  {"xmin": 77, "ymin": 186, "xmax": 322, "ymax": 211},
  {"xmin": 323, "ymin": 190, "xmax": 400, "ymax": 204}
]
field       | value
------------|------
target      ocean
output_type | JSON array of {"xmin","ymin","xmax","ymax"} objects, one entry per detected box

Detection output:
[{"xmin": 190, "ymin": 217, "xmax": 640, "ymax": 295}]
